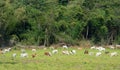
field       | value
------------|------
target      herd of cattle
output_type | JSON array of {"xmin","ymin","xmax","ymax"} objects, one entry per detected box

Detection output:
[{"xmin": 0, "ymin": 44, "xmax": 120, "ymax": 59}]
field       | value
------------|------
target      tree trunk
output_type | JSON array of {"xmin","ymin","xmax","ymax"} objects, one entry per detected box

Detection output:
[
  {"xmin": 44, "ymin": 28, "xmax": 49, "ymax": 47},
  {"xmin": 86, "ymin": 26, "xmax": 89, "ymax": 39}
]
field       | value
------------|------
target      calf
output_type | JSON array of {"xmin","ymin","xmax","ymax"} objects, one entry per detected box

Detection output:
[
  {"xmin": 32, "ymin": 53, "xmax": 37, "ymax": 58},
  {"xmin": 44, "ymin": 52, "xmax": 52, "ymax": 56}
]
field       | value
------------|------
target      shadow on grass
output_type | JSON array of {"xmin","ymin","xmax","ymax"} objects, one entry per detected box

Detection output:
[{"xmin": 0, "ymin": 61, "xmax": 18, "ymax": 64}]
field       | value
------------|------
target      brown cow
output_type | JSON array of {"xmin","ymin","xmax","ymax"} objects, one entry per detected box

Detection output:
[
  {"xmin": 84, "ymin": 50, "xmax": 88, "ymax": 54},
  {"xmin": 44, "ymin": 52, "xmax": 52, "ymax": 56}
]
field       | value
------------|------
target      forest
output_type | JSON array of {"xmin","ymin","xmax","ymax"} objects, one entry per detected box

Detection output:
[{"xmin": 0, "ymin": 0, "xmax": 120, "ymax": 47}]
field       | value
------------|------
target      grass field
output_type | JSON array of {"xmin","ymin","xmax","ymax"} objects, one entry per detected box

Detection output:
[{"xmin": 0, "ymin": 47, "xmax": 120, "ymax": 70}]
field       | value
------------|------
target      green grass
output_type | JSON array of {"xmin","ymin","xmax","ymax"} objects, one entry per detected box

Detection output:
[{"xmin": 0, "ymin": 47, "xmax": 120, "ymax": 70}]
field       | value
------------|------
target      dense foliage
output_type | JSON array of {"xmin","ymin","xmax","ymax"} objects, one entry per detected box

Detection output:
[{"xmin": 0, "ymin": 0, "xmax": 120, "ymax": 47}]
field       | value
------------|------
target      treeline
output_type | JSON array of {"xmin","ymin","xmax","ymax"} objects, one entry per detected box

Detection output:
[{"xmin": 0, "ymin": 0, "xmax": 120, "ymax": 47}]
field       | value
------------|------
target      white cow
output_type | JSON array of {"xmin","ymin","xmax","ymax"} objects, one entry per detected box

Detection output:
[
  {"xmin": 116, "ymin": 45, "xmax": 120, "ymax": 49},
  {"xmin": 62, "ymin": 51, "xmax": 69, "ymax": 55},
  {"xmin": 109, "ymin": 45, "xmax": 115, "ymax": 49},
  {"xmin": 52, "ymin": 49, "xmax": 58, "ymax": 54},
  {"xmin": 32, "ymin": 49, "xmax": 36, "ymax": 52},
  {"xmin": 63, "ymin": 45, "xmax": 68, "ymax": 49},
  {"xmin": 70, "ymin": 50, "xmax": 76, "ymax": 54},
  {"xmin": 20, "ymin": 53, "xmax": 28, "ymax": 58},
  {"xmin": 110, "ymin": 52, "xmax": 118, "ymax": 57},
  {"xmin": 90, "ymin": 46, "xmax": 96, "ymax": 49},
  {"xmin": 96, "ymin": 52, "xmax": 102, "ymax": 56},
  {"xmin": 96, "ymin": 47, "xmax": 105, "ymax": 51},
  {"xmin": 4, "ymin": 48, "xmax": 11, "ymax": 53}
]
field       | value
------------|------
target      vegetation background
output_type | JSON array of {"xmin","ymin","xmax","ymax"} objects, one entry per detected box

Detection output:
[{"xmin": 0, "ymin": 0, "xmax": 120, "ymax": 47}]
